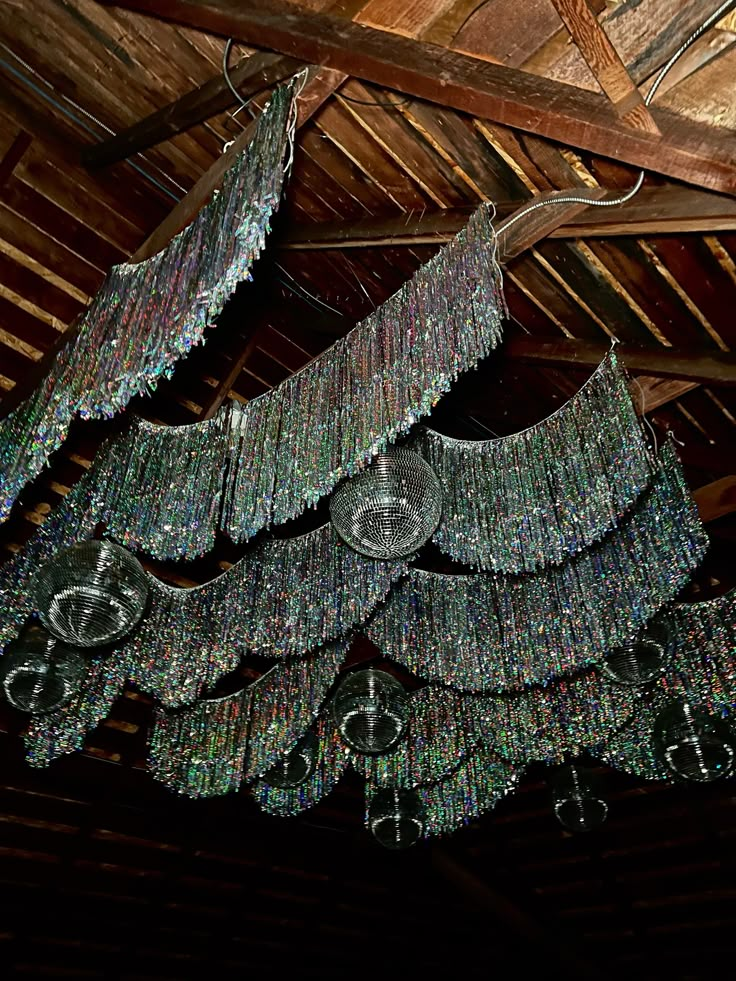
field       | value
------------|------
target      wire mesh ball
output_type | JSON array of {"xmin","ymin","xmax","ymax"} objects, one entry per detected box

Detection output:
[
  {"xmin": 263, "ymin": 731, "xmax": 318, "ymax": 788},
  {"xmin": 600, "ymin": 614, "xmax": 673, "ymax": 687},
  {"xmin": 1, "ymin": 622, "xmax": 86, "ymax": 714},
  {"xmin": 333, "ymin": 668, "xmax": 408, "ymax": 755},
  {"xmin": 369, "ymin": 787, "xmax": 424, "ymax": 850},
  {"xmin": 552, "ymin": 764, "xmax": 608, "ymax": 832},
  {"xmin": 33, "ymin": 540, "xmax": 149, "ymax": 648},
  {"xmin": 654, "ymin": 701, "xmax": 736, "ymax": 783},
  {"xmin": 329, "ymin": 447, "xmax": 443, "ymax": 559}
]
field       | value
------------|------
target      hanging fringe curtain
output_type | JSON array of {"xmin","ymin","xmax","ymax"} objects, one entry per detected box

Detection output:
[
  {"xmin": 252, "ymin": 716, "xmax": 350, "ymax": 816},
  {"xmin": 366, "ymin": 444, "xmax": 706, "ymax": 692},
  {"xmin": 352, "ymin": 686, "xmax": 478, "ymax": 789},
  {"xmin": 364, "ymin": 747, "xmax": 521, "ymax": 838},
  {"xmin": 150, "ymin": 641, "xmax": 347, "ymax": 798},
  {"xmin": 221, "ymin": 205, "xmax": 504, "ymax": 541},
  {"xmin": 0, "ymin": 83, "xmax": 295, "ymax": 523},
  {"xmin": 599, "ymin": 590, "xmax": 736, "ymax": 781},
  {"xmin": 413, "ymin": 349, "xmax": 655, "ymax": 573}
]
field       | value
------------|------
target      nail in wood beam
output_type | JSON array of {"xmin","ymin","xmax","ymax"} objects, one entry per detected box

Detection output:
[
  {"xmin": 102, "ymin": 0, "xmax": 736, "ymax": 195},
  {"xmin": 549, "ymin": 0, "xmax": 660, "ymax": 135}
]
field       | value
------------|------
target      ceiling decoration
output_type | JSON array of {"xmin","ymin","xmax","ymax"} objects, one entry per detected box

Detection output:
[
  {"xmin": 0, "ymin": 83, "xmax": 295, "ymax": 523},
  {"xmin": 413, "ymin": 349, "xmax": 655, "ymax": 573}
]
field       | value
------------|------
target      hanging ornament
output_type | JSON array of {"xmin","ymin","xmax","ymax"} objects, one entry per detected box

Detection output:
[
  {"xmin": 262, "ymin": 731, "xmax": 318, "ymax": 788},
  {"xmin": 1, "ymin": 622, "xmax": 86, "ymax": 714},
  {"xmin": 368, "ymin": 787, "xmax": 425, "ymax": 850},
  {"xmin": 551, "ymin": 764, "xmax": 608, "ymax": 832},
  {"xmin": 333, "ymin": 669, "xmax": 409, "ymax": 754},
  {"xmin": 329, "ymin": 447, "xmax": 443, "ymax": 559},
  {"xmin": 600, "ymin": 613, "xmax": 673, "ymax": 687},
  {"xmin": 33, "ymin": 541, "xmax": 149, "ymax": 648},
  {"xmin": 653, "ymin": 701, "xmax": 736, "ymax": 783}
]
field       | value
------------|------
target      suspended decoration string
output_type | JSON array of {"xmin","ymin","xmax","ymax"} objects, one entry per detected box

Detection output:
[{"xmin": 496, "ymin": 0, "xmax": 736, "ymax": 239}]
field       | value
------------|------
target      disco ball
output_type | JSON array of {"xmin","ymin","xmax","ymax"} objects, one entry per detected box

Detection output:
[
  {"xmin": 600, "ymin": 614, "xmax": 673, "ymax": 687},
  {"xmin": 552, "ymin": 764, "xmax": 608, "ymax": 832},
  {"xmin": 329, "ymin": 447, "xmax": 442, "ymax": 559},
  {"xmin": 654, "ymin": 701, "xmax": 736, "ymax": 783},
  {"xmin": 1, "ymin": 622, "xmax": 85, "ymax": 714},
  {"xmin": 369, "ymin": 787, "xmax": 424, "ymax": 850},
  {"xmin": 33, "ymin": 540, "xmax": 149, "ymax": 648},
  {"xmin": 333, "ymin": 668, "xmax": 408, "ymax": 755},
  {"xmin": 263, "ymin": 731, "xmax": 318, "ymax": 788}
]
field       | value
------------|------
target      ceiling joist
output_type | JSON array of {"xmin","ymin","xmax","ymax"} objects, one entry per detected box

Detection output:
[{"xmin": 102, "ymin": 0, "xmax": 736, "ymax": 195}]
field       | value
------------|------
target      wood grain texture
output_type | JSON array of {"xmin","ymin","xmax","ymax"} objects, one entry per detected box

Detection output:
[{"xmin": 101, "ymin": 0, "xmax": 736, "ymax": 195}]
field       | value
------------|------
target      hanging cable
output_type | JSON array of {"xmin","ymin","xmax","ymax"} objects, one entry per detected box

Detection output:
[{"xmin": 496, "ymin": 0, "xmax": 736, "ymax": 237}]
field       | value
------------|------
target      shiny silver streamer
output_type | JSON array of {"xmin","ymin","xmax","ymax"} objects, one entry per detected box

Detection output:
[
  {"xmin": 600, "ymin": 590, "xmax": 736, "ymax": 781},
  {"xmin": 364, "ymin": 747, "xmax": 521, "ymax": 838},
  {"xmin": 150, "ymin": 641, "xmax": 347, "ymax": 798},
  {"xmin": 352, "ymin": 686, "xmax": 479, "ymax": 788},
  {"xmin": 252, "ymin": 716, "xmax": 350, "ymax": 816},
  {"xmin": 0, "ymin": 84, "xmax": 294, "ymax": 522},
  {"xmin": 222, "ymin": 205, "xmax": 505, "ymax": 541},
  {"xmin": 93, "ymin": 408, "xmax": 232, "ymax": 561},
  {"xmin": 120, "ymin": 522, "xmax": 405, "ymax": 708},
  {"xmin": 366, "ymin": 444, "xmax": 706, "ymax": 692},
  {"xmin": 413, "ymin": 349, "xmax": 655, "ymax": 573}
]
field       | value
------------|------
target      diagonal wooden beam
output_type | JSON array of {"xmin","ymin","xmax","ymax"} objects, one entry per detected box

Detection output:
[
  {"xmin": 102, "ymin": 0, "xmax": 736, "ymax": 195},
  {"xmin": 83, "ymin": 52, "xmax": 303, "ymax": 168},
  {"xmin": 549, "ymin": 0, "xmax": 660, "ymax": 135},
  {"xmin": 505, "ymin": 337, "xmax": 736, "ymax": 386},
  {"xmin": 695, "ymin": 475, "xmax": 736, "ymax": 523}
]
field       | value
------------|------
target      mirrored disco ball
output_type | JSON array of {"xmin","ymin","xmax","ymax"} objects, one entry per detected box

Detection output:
[
  {"xmin": 33, "ymin": 540, "xmax": 149, "ymax": 648},
  {"xmin": 333, "ymin": 668, "xmax": 408, "ymax": 755},
  {"xmin": 654, "ymin": 701, "xmax": 736, "ymax": 783},
  {"xmin": 600, "ymin": 614, "xmax": 673, "ymax": 687},
  {"xmin": 552, "ymin": 764, "xmax": 608, "ymax": 832},
  {"xmin": 1, "ymin": 622, "xmax": 85, "ymax": 714},
  {"xmin": 369, "ymin": 787, "xmax": 424, "ymax": 850},
  {"xmin": 329, "ymin": 447, "xmax": 443, "ymax": 559},
  {"xmin": 263, "ymin": 731, "xmax": 318, "ymax": 788}
]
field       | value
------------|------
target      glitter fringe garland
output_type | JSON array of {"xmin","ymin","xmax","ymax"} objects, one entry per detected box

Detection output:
[
  {"xmin": 123, "ymin": 522, "xmax": 405, "ymax": 707},
  {"xmin": 352, "ymin": 686, "xmax": 478, "ymax": 789},
  {"xmin": 413, "ymin": 350, "xmax": 655, "ymax": 573},
  {"xmin": 252, "ymin": 716, "xmax": 350, "ymax": 816},
  {"xmin": 0, "ymin": 84, "xmax": 294, "ymax": 522},
  {"xmin": 222, "ymin": 204, "xmax": 505, "ymax": 541},
  {"xmin": 366, "ymin": 444, "xmax": 706, "ymax": 691},
  {"xmin": 149, "ymin": 641, "xmax": 347, "ymax": 798},
  {"xmin": 599, "ymin": 590, "xmax": 736, "ymax": 781},
  {"xmin": 364, "ymin": 747, "xmax": 521, "ymax": 839}
]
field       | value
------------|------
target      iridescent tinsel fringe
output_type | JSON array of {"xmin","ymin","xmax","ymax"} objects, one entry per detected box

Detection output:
[
  {"xmin": 414, "ymin": 349, "xmax": 655, "ymax": 573},
  {"xmin": 364, "ymin": 747, "xmax": 521, "ymax": 838},
  {"xmin": 0, "ymin": 84, "xmax": 294, "ymax": 522},
  {"xmin": 149, "ymin": 642, "xmax": 347, "ymax": 797},
  {"xmin": 252, "ymin": 717, "xmax": 350, "ymax": 816},
  {"xmin": 222, "ymin": 204, "xmax": 505, "ymax": 540},
  {"xmin": 366, "ymin": 443, "xmax": 706, "ymax": 691},
  {"xmin": 599, "ymin": 590, "xmax": 736, "ymax": 781},
  {"xmin": 123, "ymin": 523, "xmax": 405, "ymax": 707}
]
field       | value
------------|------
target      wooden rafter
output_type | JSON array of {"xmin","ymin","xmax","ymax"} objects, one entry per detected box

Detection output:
[
  {"xmin": 279, "ymin": 187, "xmax": 736, "ymax": 249},
  {"xmin": 549, "ymin": 0, "xmax": 660, "ymax": 134},
  {"xmin": 83, "ymin": 52, "xmax": 303, "ymax": 168},
  {"xmin": 102, "ymin": 0, "xmax": 736, "ymax": 195}
]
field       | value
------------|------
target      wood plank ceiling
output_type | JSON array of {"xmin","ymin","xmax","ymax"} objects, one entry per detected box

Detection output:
[{"xmin": 0, "ymin": 2, "xmax": 736, "ymax": 978}]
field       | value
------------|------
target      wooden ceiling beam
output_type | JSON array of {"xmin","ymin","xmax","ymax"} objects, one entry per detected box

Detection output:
[
  {"xmin": 694, "ymin": 475, "xmax": 736, "ymax": 523},
  {"xmin": 505, "ymin": 337, "xmax": 736, "ymax": 386},
  {"xmin": 83, "ymin": 52, "xmax": 303, "ymax": 168},
  {"xmin": 549, "ymin": 0, "xmax": 660, "ymax": 135},
  {"xmin": 279, "ymin": 187, "xmax": 736, "ymax": 250},
  {"xmin": 102, "ymin": 0, "xmax": 736, "ymax": 195}
]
